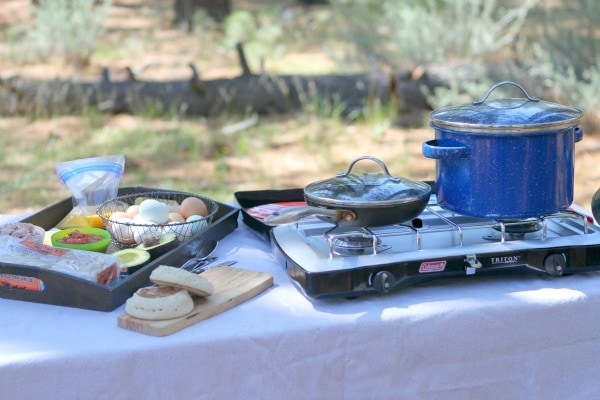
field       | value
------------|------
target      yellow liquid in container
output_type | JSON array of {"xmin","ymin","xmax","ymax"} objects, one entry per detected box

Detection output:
[{"xmin": 56, "ymin": 210, "xmax": 106, "ymax": 229}]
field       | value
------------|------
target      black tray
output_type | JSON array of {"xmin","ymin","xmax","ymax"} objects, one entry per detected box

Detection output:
[
  {"xmin": 0, "ymin": 187, "xmax": 239, "ymax": 312},
  {"xmin": 234, "ymin": 188, "xmax": 304, "ymax": 242}
]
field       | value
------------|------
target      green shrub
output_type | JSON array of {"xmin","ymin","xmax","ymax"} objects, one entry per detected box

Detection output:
[
  {"xmin": 327, "ymin": 0, "xmax": 538, "ymax": 69},
  {"xmin": 10, "ymin": 0, "xmax": 112, "ymax": 67}
]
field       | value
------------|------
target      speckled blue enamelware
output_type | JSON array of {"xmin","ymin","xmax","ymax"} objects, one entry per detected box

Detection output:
[{"xmin": 423, "ymin": 81, "xmax": 583, "ymax": 219}]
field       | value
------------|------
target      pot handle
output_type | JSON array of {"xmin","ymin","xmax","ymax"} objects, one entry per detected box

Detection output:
[
  {"xmin": 473, "ymin": 81, "xmax": 539, "ymax": 105},
  {"xmin": 422, "ymin": 140, "xmax": 470, "ymax": 160},
  {"xmin": 263, "ymin": 206, "xmax": 357, "ymax": 226},
  {"xmin": 338, "ymin": 156, "xmax": 401, "ymax": 182},
  {"xmin": 575, "ymin": 126, "xmax": 583, "ymax": 142}
]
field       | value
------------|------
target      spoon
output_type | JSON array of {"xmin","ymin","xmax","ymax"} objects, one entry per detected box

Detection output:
[{"xmin": 180, "ymin": 239, "xmax": 218, "ymax": 271}]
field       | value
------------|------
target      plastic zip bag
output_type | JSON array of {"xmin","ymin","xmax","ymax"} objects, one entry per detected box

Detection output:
[{"xmin": 55, "ymin": 155, "xmax": 125, "ymax": 229}]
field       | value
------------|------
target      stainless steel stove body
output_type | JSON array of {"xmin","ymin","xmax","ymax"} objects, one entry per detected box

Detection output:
[{"xmin": 271, "ymin": 198, "xmax": 600, "ymax": 299}]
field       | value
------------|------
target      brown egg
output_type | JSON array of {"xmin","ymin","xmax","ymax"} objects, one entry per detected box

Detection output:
[
  {"xmin": 168, "ymin": 204, "xmax": 182, "ymax": 214},
  {"xmin": 168, "ymin": 212, "xmax": 185, "ymax": 223},
  {"xmin": 180, "ymin": 197, "xmax": 209, "ymax": 219}
]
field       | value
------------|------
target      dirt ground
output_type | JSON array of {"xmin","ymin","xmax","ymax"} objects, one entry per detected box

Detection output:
[{"xmin": 1, "ymin": 0, "xmax": 600, "ymax": 214}]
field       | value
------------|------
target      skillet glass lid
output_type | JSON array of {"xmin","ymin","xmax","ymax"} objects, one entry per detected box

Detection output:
[{"xmin": 304, "ymin": 156, "xmax": 431, "ymax": 208}]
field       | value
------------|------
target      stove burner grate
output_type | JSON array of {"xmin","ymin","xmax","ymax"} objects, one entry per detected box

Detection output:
[
  {"xmin": 329, "ymin": 231, "xmax": 377, "ymax": 250},
  {"xmin": 494, "ymin": 218, "xmax": 544, "ymax": 234},
  {"xmin": 314, "ymin": 207, "xmax": 593, "ymax": 256},
  {"xmin": 323, "ymin": 226, "xmax": 387, "ymax": 257},
  {"xmin": 483, "ymin": 218, "xmax": 545, "ymax": 241}
]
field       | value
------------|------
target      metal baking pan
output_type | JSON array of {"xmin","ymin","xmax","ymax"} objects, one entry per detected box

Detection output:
[
  {"xmin": 234, "ymin": 188, "xmax": 305, "ymax": 242},
  {"xmin": 0, "ymin": 187, "xmax": 239, "ymax": 312}
]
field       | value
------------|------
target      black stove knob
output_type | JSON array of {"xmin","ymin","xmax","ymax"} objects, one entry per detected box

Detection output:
[
  {"xmin": 372, "ymin": 271, "xmax": 395, "ymax": 294},
  {"xmin": 544, "ymin": 253, "xmax": 566, "ymax": 276}
]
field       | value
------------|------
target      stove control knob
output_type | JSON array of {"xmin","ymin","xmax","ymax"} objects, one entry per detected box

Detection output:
[
  {"xmin": 372, "ymin": 271, "xmax": 395, "ymax": 294},
  {"xmin": 544, "ymin": 253, "xmax": 566, "ymax": 276}
]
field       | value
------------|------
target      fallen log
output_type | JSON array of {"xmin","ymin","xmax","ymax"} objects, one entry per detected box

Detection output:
[
  {"xmin": 0, "ymin": 48, "xmax": 540, "ymax": 120},
  {"xmin": 0, "ymin": 66, "xmax": 430, "ymax": 118},
  {"xmin": 0, "ymin": 41, "xmax": 428, "ymax": 118}
]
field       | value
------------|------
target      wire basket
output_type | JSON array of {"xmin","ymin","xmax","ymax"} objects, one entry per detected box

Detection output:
[{"xmin": 96, "ymin": 191, "xmax": 218, "ymax": 248}]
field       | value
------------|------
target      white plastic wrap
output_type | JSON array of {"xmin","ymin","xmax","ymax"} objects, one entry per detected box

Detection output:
[{"xmin": 0, "ymin": 222, "xmax": 45, "ymax": 243}]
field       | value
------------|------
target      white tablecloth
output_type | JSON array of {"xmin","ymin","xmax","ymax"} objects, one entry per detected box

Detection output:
[{"xmin": 2, "ymin": 212, "xmax": 600, "ymax": 400}]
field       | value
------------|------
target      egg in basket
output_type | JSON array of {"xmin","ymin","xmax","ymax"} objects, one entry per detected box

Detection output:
[{"xmin": 96, "ymin": 191, "xmax": 218, "ymax": 248}]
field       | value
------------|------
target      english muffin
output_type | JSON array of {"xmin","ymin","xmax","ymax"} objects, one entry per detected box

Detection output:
[
  {"xmin": 125, "ymin": 286, "xmax": 194, "ymax": 320},
  {"xmin": 150, "ymin": 265, "xmax": 214, "ymax": 297}
]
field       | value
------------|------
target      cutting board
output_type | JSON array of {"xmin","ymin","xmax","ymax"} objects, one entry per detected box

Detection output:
[{"xmin": 117, "ymin": 265, "xmax": 273, "ymax": 336}]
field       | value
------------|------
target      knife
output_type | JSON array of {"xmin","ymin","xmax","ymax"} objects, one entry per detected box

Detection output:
[{"xmin": 192, "ymin": 260, "xmax": 237, "ymax": 274}]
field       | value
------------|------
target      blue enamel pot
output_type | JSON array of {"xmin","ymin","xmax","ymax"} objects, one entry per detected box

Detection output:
[{"xmin": 422, "ymin": 81, "xmax": 583, "ymax": 219}]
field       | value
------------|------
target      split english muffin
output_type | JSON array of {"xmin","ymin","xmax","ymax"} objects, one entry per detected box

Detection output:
[
  {"xmin": 125, "ymin": 286, "xmax": 194, "ymax": 320},
  {"xmin": 125, "ymin": 265, "xmax": 214, "ymax": 320}
]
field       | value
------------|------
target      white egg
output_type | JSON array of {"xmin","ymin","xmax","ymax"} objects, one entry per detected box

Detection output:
[
  {"xmin": 133, "ymin": 221, "xmax": 162, "ymax": 244},
  {"xmin": 164, "ymin": 222, "xmax": 189, "ymax": 242},
  {"xmin": 138, "ymin": 199, "xmax": 169, "ymax": 224},
  {"xmin": 111, "ymin": 217, "xmax": 136, "ymax": 244},
  {"xmin": 132, "ymin": 213, "xmax": 147, "ymax": 223},
  {"xmin": 186, "ymin": 214, "xmax": 208, "ymax": 235}
]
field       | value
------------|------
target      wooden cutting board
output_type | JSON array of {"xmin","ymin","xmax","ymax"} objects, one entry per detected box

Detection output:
[{"xmin": 117, "ymin": 265, "xmax": 273, "ymax": 336}]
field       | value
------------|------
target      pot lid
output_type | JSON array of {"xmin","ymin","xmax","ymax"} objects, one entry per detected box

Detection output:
[
  {"xmin": 430, "ymin": 81, "xmax": 583, "ymax": 133},
  {"xmin": 304, "ymin": 156, "xmax": 431, "ymax": 208}
]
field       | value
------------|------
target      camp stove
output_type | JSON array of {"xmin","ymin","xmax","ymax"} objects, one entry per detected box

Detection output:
[{"xmin": 271, "ymin": 197, "xmax": 600, "ymax": 299}]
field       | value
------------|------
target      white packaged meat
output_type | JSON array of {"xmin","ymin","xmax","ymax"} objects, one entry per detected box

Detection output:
[{"xmin": 0, "ymin": 224, "xmax": 121, "ymax": 285}]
